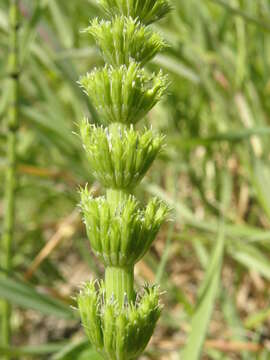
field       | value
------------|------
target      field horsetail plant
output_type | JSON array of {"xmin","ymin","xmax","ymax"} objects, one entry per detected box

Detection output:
[{"xmin": 77, "ymin": 1, "xmax": 171, "ymax": 359}]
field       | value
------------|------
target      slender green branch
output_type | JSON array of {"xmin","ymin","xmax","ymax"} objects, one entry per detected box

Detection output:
[{"xmin": 1, "ymin": 0, "xmax": 20, "ymax": 356}]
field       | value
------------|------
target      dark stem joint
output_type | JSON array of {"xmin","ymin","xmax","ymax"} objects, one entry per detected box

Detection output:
[
  {"xmin": 8, "ymin": 123, "xmax": 19, "ymax": 132},
  {"xmin": 9, "ymin": 71, "xmax": 20, "ymax": 79},
  {"xmin": 10, "ymin": 22, "xmax": 21, "ymax": 31},
  {"xmin": 15, "ymin": 23, "xmax": 21, "ymax": 31}
]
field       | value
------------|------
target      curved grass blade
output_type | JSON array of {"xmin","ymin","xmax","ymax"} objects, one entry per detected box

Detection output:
[
  {"xmin": 182, "ymin": 225, "xmax": 225, "ymax": 360},
  {"xmin": 52, "ymin": 340, "xmax": 103, "ymax": 360},
  {"xmin": 0, "ymin": 343, "xmax": 65, "ymax": 358},
  {"xmin": 0, "ymin": 275, "xmax": 76, "ymax": 319}
]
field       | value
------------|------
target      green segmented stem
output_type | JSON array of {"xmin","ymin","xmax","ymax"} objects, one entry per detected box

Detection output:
[
  {"xmin": 77, "ymin": 1, "xmax": 171, "ymax": 358},
  {"xmin": 106, "ymin": 188, "xmax": 134, "ymax": 306},
  {"xmin": 105, "ymin": 266, "xmax": 135, "ymax": 307},
  {"xmin": 1, "ymin": 0, "xmax": 20, "ymax": 357},
  {"xmin": 106, "ymin": 187, "xmax": 130, "ymax": 206}
]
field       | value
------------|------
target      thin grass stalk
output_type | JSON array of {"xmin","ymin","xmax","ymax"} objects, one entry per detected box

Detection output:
[{"xmin": 1, "ymin": 1, "xmax": 20, "ymax": 357}]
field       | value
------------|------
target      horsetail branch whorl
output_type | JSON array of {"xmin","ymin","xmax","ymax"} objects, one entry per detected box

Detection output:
[
  {"xmin": 80, "ymin": 120, "xmax": 165, "ymax": 189},
  {"xmin": 80, "ymin": 187, "xmax": 169, "ymax": 267},
  {"xmin": 98, "ymin": 0, "xmax": 171, "ymax": 24},
  {"xmin": 79, "ymin": 63, "xmax": 168, "ymax": 126},
  {"xmin": 85, "ymin": 16, "xmax": 167, "ymax": 66},
  {"xmin": 77, "ymin": 0, "xmax": 171, "ymax": 359},
  {"xmin": 78, "ymin": 281, "xmax": 162, "ymax": 360}
]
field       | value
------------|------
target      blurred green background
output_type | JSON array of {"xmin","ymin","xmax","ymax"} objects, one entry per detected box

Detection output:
[{"xmin": 1, "ymin": 0, "xmax": 270, "ymax": 359}]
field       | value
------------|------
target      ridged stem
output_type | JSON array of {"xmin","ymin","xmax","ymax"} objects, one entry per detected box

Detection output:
[
  {"xmin": 1, "ymin": 0, "xmax": 20, "ymax": 356},
  {"xmin": 106, "ymin": 188, "xmax": 130, "ymax": 206},
  {"xmin": 105, "ymin": 266, "xmax": 135, "ymax": 307},
  {"xmin": 106, "ymin": 187, "xmax": 135, "ymax": 307}
]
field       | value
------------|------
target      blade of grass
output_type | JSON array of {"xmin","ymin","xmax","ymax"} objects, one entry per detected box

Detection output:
[
  {"xmin": 250, "ymin": 157, "xmax": 270, "ymax": 222},
  {"xmin": 0, "ymin": 275, "xmax": 76, "ymax": 319},
  {"xmin": 146, "ymin": 183, "xmax": 270, "ymax": 243},
  {"xmin": 229, "ymin": 244, "xmax": 270, "ymax": 280},
  {"xmin": 181, "ymin": 224, "xmax": 225, "ymax": 359},
  {"xmin": 0, "ymin": 343, "xmax": 65, "ymax": 357},
  {"xmin": 153, "ymin": 54, "xmax": 200, "ymax": 84},
  {"xmin": 48, "ymin": 0, "xmax": 74, "ymax": 48},
  {"xmin": 52, "ymin": 340, "xmax": 103, "ymax": 360},
  {"xmin": 221, "ymin": 289, "xmax": 251, "ymax": 360},
  {"xmin": 245, "ymin": 306, "xmax": 270, "ymax": 329}
]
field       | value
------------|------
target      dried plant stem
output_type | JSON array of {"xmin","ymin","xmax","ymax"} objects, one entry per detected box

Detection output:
[{"xmin": 1, "ymin": 0, "xmax": 20, "ymax": 357}]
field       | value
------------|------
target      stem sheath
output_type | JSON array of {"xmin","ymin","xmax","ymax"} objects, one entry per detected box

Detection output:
[
  {"xmin": 105, "ymin": 267, "xmax": 135, "ymax": 307},
  {"xmin": 106, "ymin": 188, "xmax": 130, "ymax": 206}
]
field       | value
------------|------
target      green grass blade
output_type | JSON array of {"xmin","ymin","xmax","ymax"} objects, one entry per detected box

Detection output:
[
  {"xmin": 0, "ymin": 275, "xmax": 76, "ymax": 319},
  {"xmin": 52, "ymin": 340, "xmax": 103, "ymax": 360},
  {"xmin": 146, "ymin": 183, "xmax": 270, "ymax": 243},
  {"xmin": 152, "ymin": 54, "xmax": 200, "ymax": 83},
  {"xmin": 48, "ymin": 0, "xmax": 74, "ymax": 48},
  {"xmin": 230, "ymin": 244, "xmax": 270, "ymax": 280},
  {"xmin": 0, "ymin": 343, "xmax": 65, "ymax": 358},
  {"xmin": 245, "ymin": 306, "xmax": 270, "ymax": 330},
  {"xmin": 181, "ymin": 225, "xmax": 225, "ymax": 360},
  {"xmin": 250, "ymin": 157, "xmax": 270, "ymax": 222}
]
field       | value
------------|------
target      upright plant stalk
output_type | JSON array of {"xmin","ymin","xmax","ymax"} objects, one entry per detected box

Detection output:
[
  {"xmin": 77, "ymin": 1, "xmax": 171, "ymax": 359},
  {"xmin": 1, "ymin": 0, "xmax": 20, "ymax": 356}
]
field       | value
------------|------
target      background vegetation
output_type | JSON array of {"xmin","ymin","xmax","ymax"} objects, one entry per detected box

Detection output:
[{"xmin": 1, "ymin": 0, "xmax": 270, "ymax": 359}]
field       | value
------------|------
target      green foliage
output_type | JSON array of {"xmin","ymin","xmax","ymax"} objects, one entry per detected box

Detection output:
[
  {"xmin": 1, "ymin": 0, "xmax": 270, "ymax": 359},
  {"xmin": 80, "ymin": 120, "xmax": 164, "ymax": 189},
  {"xmin": 78, "ymin": 281, "xmax": 161, "ymax": 360},
  {"xmin": 85, "ymin": 16, "xmax": 167, "ymax": 66},
  {"xmin": 79, "ymin": 62, "xmax": 168, "ymax": 126}
]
